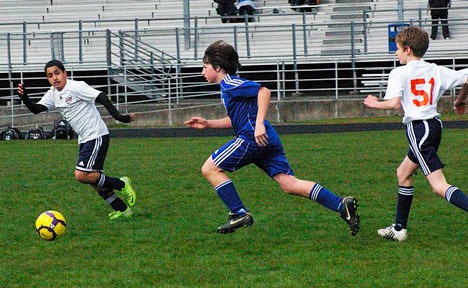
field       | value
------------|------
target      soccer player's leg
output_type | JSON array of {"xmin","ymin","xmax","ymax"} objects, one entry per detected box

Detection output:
[
  {"xmin": 79, "ymin": 136, "xmax": 136, "ymax": 207},
  {"xmin": 205, "ymin": 138, "xmax": 254, "ymax": 233},
  {"xmin": 406, "ymin": 119, "xmax": 468, "ymax": 220},
  {"xmin": 427, "ymin": 170, "xmax": 468, "ymax": 212},
  {"xmin": 377, "ymin": 155, "xmax": 418, "ymax": 241},
  {"xmin": 379, "ymin": 119, "xmax": 438, "ymax": 241},
  {"xmin": 94, "ymin": 186, "xmax": 133, "ymax": 220},
  {"xmin": 75, "ymin": 135, "xmax": 135, "ymax": 217},
  {"xmin": 266, "ymin": 152, "xmax": 360, "ymax": 236},
  {"xmin": 304, "ymin": 180, "xmax": 360, "ymax": 236}
]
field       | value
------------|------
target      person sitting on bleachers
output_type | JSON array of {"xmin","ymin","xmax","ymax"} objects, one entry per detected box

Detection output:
[
  {"xmin": 214, "ymin": 0, "xmax": 238, "ymax": 23},
  {"xmin": 289, "ymin": 0, "xmax": 319, "ymax": 12},
  {"xmin": 236, "ymin": 0, "xmax": 256, "ymax": 22}
]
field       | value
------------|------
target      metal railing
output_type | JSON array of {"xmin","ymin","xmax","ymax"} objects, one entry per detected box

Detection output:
[
  {"xmin": 2, "ymin": 53, "xmax": 467, "ymax": 128},
  {"xmin": 2, "ymin": 4, "xmax": 468, "ymax": 128},
  {"xmin": 2, "ymin": 16, "xmax": 468, "ymax": 69}
]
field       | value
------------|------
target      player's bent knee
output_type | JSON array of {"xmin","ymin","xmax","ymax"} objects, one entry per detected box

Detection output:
[
  {"xmin": 201, "ymin": 164, "xmax": 212, "ymax": 178},
  {"xmin": 281, "ymin": 186, "xmax": 295, "ymax": 195},
  {"xmin": 201, "ymin": 160, "xmax": 223, "ymax": 178},
  {"xmin": 396, "ymin": 168, "xmax": 412, "ymax": 184},
  {"xmin": 430, "ymin": 184, "xmax": 449, "ymax": 198},
  {"xmin": 277, "ymin": 180, "xmax": 292, "ymax": 193},
  {"xmin": 275, "ymin": 176, "xmax": 297, "ymax": 195},
  {"xmin": 74, "ymin": 170, "xmax": 92, "ymax": 184}
]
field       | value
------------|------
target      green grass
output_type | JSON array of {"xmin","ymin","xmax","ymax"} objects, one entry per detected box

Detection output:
[{"xmin": 1, "ymin": 129, "xmax": 467, "ymax": 287}]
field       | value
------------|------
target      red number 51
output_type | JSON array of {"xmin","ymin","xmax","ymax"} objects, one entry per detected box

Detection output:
[{"xmin": 411, "ymin": 77, "xmax": 435, "ymax": 107}]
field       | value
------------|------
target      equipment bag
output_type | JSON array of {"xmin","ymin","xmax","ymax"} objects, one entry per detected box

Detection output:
[
  {"xmin": 0, "ymin": 126, "xmax": 23, "ymax": 141},
  {"xmin": 26, "ymin": 127, "xmax": 48, "ymax": 140},
  {"xmin": 52, "ymin": 119, "xmax": 74, "ymax": 140}
]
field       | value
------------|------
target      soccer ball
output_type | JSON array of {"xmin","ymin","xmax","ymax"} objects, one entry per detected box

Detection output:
[{"xmin": 35, "ymin": 210, "xmax": 67, "ymax": 241}]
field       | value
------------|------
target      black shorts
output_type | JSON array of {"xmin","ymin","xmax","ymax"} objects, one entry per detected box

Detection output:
[
  {"xmin": 75, "ymin": 135, "xmax": 110, "ymax": 172},
  {"xmin": 405, "ymin": 118, "xmax": 444, "ymax": 176}
]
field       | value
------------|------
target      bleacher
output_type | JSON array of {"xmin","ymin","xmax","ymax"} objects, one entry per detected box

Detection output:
[
  {"xmin": 1, "ymin": 0, "xmax": 468, "ymax": 68},
  {"xmin": 0, "ymin": 0, "xmax": 217, "ymax": 31},
  {"xmin": 2, "ymin": 0, "xmax": 468, "ymax": 122}
]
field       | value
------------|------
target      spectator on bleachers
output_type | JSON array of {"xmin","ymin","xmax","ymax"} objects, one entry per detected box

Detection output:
[
  {"xmin": 428, "ymin": 0, "xmax": 451, "ymax": 40},
  {"xmin": 236, "ymin": 0, "xmax": 256, "ymax": 22},
  {"xmin": 289, "ymin": 0, "xmax": 319, "ymax": 12},
  {"xmin": 214, "ymin": 0, "xmax": 238, "ymax": 23}
]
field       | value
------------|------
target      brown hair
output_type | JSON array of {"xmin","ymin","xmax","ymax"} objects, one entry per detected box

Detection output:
[
  {"xmin": 203, "ymin": 40, "xmax": 240, "ymax": 75},
  {"xmin": 395, "ymin": 26, "xmax": 429, "ymax": 58}
]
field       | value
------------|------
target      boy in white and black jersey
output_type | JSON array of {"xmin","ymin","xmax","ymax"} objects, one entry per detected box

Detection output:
[
  {"xmin": 364, "ymin": 26, "xmax": 468, "ymax": 241},
  {"xmin": 18, "ymin": 60, "xmax": 137, "ymax": 220}
]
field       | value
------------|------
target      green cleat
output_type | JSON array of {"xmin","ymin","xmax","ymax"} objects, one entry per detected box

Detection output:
[
  {"xmin": 120, "ymin": 177, "xmax": 136, "ymax": 207},
  {"xmin": 108, "ymin": 207, "xmax": 133, "ymax": 220}
]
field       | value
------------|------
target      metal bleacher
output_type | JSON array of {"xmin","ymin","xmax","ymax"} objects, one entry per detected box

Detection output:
[
  {"xmin": 3, "ymin": 0, "xmax": 468, "ymax": 130},
  {"xmin": 3, "ymin": 0, "xmax": 467, "ymax": 65}
]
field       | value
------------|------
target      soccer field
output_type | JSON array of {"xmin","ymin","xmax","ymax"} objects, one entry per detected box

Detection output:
[{"xmin": 1, "ymin": 130, "xmax": 467, "ymax": 287}]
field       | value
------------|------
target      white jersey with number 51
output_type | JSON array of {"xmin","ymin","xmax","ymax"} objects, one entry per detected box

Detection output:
[{"xmin": 385, "ymin": 59, "xmax": 468, "ymax": 123}]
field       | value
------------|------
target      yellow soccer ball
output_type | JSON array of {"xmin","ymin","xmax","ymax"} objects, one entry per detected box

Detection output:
[{"xmin": 35, "ymin": 211, "xmax": 67, "ymax": 241}]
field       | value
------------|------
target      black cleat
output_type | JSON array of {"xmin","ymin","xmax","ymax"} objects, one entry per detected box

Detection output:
[
  {"xmin": 217, "ymin": 212, "xmax": 253, "ymax": 234},
  {"xmin": 340, "ymin": 197, "xmax": 360, "ymax": 236}
]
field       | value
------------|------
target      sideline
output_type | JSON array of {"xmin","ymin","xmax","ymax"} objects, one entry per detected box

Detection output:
[{"xmin": 109, "ymin": 121, "xmax": 468, "ymax": 138}]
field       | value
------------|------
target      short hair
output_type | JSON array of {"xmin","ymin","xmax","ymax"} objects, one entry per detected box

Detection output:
[
  {"xmin": 395, "ymin": 26, "xmax": 429, "ymax": 58},
  {"xmin": 44, "ymin": 59, "xmax": 66, "ymax": 74},
  {"xmin": 203, "ymin": 40, "xmax": 240, "ymax": 75}
]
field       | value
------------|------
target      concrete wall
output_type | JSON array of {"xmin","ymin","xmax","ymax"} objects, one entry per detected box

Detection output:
[
  {"xmin": 129, "ymin": 96, "xmax": 458, "ymax": 127},
  {"xmin": 1, "ymin": 96, "xmax": 458, "ymax": 130}
]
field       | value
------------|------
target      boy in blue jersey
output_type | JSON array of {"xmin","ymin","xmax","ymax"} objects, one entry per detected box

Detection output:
[{"xmin": 185, "ymin": 40, "xmax": 360, "ymax": 235}]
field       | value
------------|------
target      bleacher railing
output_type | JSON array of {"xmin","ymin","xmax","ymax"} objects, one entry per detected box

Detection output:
[{"xmin": 2, "ymin": 6, "xmax": 468, "ymax": 128}]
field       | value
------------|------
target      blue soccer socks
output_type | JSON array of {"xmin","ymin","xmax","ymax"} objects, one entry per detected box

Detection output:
[
  {"xmin": 395, "ymin": 186, "xmax": 414, "ymax": 230},
  {"xmin": 309, "ymin": 183, "xmax": 342, "ymax": 212},
  {"xmin": 445, "ymin": 186, "xmax": 468, "ymax": 212},
  {"xmin": 215, "ymin": 179, "xmax": 247, "ymax": 215}
]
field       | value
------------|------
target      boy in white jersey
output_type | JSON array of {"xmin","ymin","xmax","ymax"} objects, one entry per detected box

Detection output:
[
  {"xmin": 364, "ymin": 26, "xmax": 468, "ymax": 241},
  {"xmin": 17, "ymin": 60, "xmax": 137, "ymax": 220}
]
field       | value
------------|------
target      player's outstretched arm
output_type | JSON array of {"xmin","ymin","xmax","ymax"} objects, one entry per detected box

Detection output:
[
  {"xmin": 95, "ymin": 92, "xmax": 135, "ymax": 123},
  {"xmin": 454, "ymin": 83, "xmax": 468, "ymax": 114},
  {"xmin": 17, "ymin": 83, "xmax": 47, "ymax": 114},
  {"xmin": 184, "ymin": 116, "xmax": 232, "ymax": 129},
  {"xmin": 364, "ymin": 94, "xmax": 401, "ymax": 110},
  {"xmin": 184, "ymin": 117, "xmax": 208, "ymax": 129}
]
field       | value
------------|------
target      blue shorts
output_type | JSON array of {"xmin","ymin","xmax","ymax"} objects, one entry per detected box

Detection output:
[
  {"xmin": 76, "ymin": 135, "xmax": 110, "ymax": 172},
  {"xmin": 211, "ymin": 137, "xmax": 294, "ymax": 177},
  {"xmin": 406, "ymin": 118, "xmax": 444, "ymax": 176}
]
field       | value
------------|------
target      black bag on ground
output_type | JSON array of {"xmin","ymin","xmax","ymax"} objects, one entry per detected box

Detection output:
[
  {"xmin": 51, "ymin": 119, "xmax": 74, "ymax": 140},
  {"xmin": 26, "ymin": 127, "xmax": 47, "ymax": 140},
  {"xmin": 1, "ymin": 126, "xmax": 23, "ymax": 140}
]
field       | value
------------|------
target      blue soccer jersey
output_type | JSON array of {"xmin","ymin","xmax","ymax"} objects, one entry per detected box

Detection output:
[
  {"xmin": 220, "ymin": 74, "xmax": 275, "ymax": 141},
  {"xmin": 214, "ymin": 74, "xmax": 293, "ymax": 177}
]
